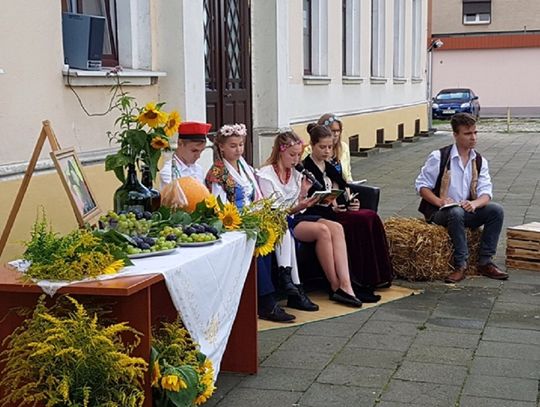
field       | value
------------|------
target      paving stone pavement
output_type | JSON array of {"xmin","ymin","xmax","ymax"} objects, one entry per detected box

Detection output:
[{"xmin": 209, "ymin": 127, "xmax": 540, "ymax": 407}]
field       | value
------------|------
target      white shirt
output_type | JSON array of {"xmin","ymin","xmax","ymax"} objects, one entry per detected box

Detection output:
[
  {"xmin": 160, "ymin": 155, "xmax": 204, "ymax": 186},
  {"xmin": 415, "ymin": 144, "xmax": 493, "ymax": 202},
  {"xmin": 210, "ymin": 157, "xmax": 261, "ymax": 208},
  {"xmin": 257, "ymin": 165, "xmax": 302, "ymax": 208}
]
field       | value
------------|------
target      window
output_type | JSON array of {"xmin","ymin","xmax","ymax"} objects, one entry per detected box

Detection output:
[
  {"xmin": 462, "ymin": 0, "xmax": 491, "ymax": 25},
  {"xmin": 411, "ymin": 0, "xmax": 422, "ymax": 79},
  {"xmin": 303, "ymin": 0, "xmax": 328, "ymax": 77},
  {"xmin": 343, "ymin": 0, "xmax": 361, "ymax": 77},
  {"xmin": 303, "ymin": 0, "xmax": 312, "ymax": 74},
  {"xmin": 62, "ymin": 0, "xmax": 118, "ymax": 67},
  {"xmin": 371, "ymin": 0, "xmax": 385, "ymax": 78},
  {"xmin": 393, "ymin": 0, "xmax": 405, "ymax": 79}
]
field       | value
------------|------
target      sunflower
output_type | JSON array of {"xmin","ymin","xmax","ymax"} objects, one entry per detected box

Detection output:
[
  {"xmin": 254, "ymin": 226, "xmax": 277, "ymax": 257},
  {"xmin": 137, "ymin": 102, "xmax": 168, "ymax": 128},
  {"xmin": 218, "ymin": 202, "xmax": 242, "ymax": 230},
  {"xmin": 151, "ymin": 137, "xmax": 169, "ymax": 150},
  {"xmin": 205, "ymin": 194, "xmax": 218, "ymax": 210},
  {"xmin": 161, "ymin": 375, "xmax": 187, "ymax": 392},
  {"xmin": 164, "ymin": 111, "xmax": 181, "ymax": 137},
  {"xmin": 102, "ymin": 259, "xmax": 124, "ymax": 275},
  {"xmin": 195, "ymin": 359, "xmax": 216, "ymax": 405}
]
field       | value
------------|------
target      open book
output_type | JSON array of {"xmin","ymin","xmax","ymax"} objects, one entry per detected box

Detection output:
[
  {"xmin": 439, "ymin": 202, "xmax": 461, "ymax": 210},
  {"xmin": 312, "ymin": 189, "xmax": 344, "ymax": 206}
]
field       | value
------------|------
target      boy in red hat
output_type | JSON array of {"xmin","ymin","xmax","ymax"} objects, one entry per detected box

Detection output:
[{"xmin": 160, "ymin": 121, "xmax": 212, "ymax": 185}]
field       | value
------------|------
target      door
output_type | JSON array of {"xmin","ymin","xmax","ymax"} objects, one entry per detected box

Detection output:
[{"xmin": 204, "ymin": 0, "xmax": 253, "ymax": 163}]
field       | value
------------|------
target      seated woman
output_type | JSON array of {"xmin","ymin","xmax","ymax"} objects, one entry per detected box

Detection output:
[
  {"xmin": 205, "ymin": 124, "xmax": 317, "ymax": 323},
  {"xmin": 258, "ymin": 130, "xmax": 362, "ymax": 308},
  {"xmin": 302, "ymin": 123, "xmax": 394, "ymax": 301}
]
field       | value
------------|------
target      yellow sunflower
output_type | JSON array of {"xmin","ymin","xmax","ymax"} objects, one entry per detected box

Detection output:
[
  {"xmin": 218, "ymin": 202, "xmax": 242, "ymax": 230},
  {"xmin": 151, "ymin": 136, "xmax": 169, "ymax": 150},
  {"xmin": 205, "ymin": 194, "xmax": 218, "ymax": 210},
  {"xmin": 164, "ymin": 111, "xmax": 182, "ymax": 137},
  {"xmin": 254, "ymin": 226, "xmax": 277, "ymax": 257},
  {"xmin": 102, "ymin": 259, "xmax": 124, "ymax": 275},
  {"xmin": 161, "ymin": 375, "xmax": 187, "ymax": 392},
  {"xmin": 195, "ymin": 360, "xmax": 216, "ymax": 405},
  {"xmin": 137, "ymin": 102, "xmax": 168, "ymax": 128}
]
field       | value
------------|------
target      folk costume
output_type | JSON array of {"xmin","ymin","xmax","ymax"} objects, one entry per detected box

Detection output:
[
  {"xmin": 302, "ymin": 155, "xmax": 394, "ymax": 289},
  {"xmin": 415, "ymin": 143, "xmax": 504, "ymax": 270}
]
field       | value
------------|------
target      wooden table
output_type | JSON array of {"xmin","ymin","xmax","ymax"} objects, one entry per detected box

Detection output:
[{"xmin": 0, "ymin": 261, "xmax": 257, "ymax": 406}]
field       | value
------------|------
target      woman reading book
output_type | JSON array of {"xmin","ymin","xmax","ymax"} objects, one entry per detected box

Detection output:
[
  {"xmin": 258, "ymin": 131, "xmax": 362, "ymax": 308},
  {"xmin": 302, "ymin": 123, "xmax": 394, "ymax": 301}
]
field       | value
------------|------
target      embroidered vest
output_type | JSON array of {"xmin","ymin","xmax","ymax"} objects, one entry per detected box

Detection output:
[{"xmin": 418, "ymin": 145, "xmax": 482, "ymax": 221}]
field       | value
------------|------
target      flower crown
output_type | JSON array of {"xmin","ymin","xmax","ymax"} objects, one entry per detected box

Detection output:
[
  {"xmin": 279, "ymin": 139, "xmax": 304, "ymax": 152},
  {"xmin": 219, "ymin": 123, "xmax": 247, "ymax": 137},
  {"xmin": 323, "ymin": 116, "xmax": 338, "ymax": 126}
]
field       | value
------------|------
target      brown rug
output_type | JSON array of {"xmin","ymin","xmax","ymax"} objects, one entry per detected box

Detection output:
[{"xmin": 258, "ymin": 285, "xmax": 422, "ymax": 331}]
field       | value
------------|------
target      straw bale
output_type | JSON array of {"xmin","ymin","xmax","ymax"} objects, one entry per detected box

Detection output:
[{"xmin": 384, "ymin": 217, "xmax": 482, "ymax": 281}]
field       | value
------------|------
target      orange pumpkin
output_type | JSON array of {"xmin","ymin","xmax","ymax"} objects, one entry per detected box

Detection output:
[{"xmin": 176, "ymin": 176, "xmax": 210, "ymax": 213}]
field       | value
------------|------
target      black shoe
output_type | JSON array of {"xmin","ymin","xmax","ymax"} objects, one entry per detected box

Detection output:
[
  {"xmin": 278, "ymin": 266, "xmax": 300, "ymax": 295},
  {"xmin": 352, "ymin": 284, "xmax": 381, "ymax": 303},
  {"xmin": 287, "ymin": 284, "xmax": 319, "ymax": 312},
  {"xmin": 259, "ymin": 304, "xmax": 296, "ymax": 323},
  {"xmin": 376, "ymin": 281, "xmax": 392, "ymax": 289},
  {"xmin": 330, "ymin": 288, "xmax": 362, "ymax": 308}
]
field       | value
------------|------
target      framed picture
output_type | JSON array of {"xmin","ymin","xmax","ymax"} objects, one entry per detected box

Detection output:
[{"xmin": 50, "ymin": 148, "xmax": 101, "ymax": 226}]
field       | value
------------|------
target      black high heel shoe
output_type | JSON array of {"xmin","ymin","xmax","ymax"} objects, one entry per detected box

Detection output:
[{"xmin": 329, "ymin": 288, "xmax": 362, "ymax": 308}]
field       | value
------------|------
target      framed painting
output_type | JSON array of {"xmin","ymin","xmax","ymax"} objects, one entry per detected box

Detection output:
[{"xmin": 50, "ymin": 148, "xmax": 101, "ymax": 226}]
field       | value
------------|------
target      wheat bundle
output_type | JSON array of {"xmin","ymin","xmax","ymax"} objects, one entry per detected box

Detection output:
[{"xmin": 384, "ymin": 217, "xmax": 482, "ymax": 281}]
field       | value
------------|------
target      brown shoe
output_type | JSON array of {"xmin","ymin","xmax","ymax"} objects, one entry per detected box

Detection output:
[
  {"xmin": 445, "ymin": 266, "xmax": 466, "ymax": 284},
  {"xmin": 478, "ymin": 263, "xmax": 509, "ymax": 280}
]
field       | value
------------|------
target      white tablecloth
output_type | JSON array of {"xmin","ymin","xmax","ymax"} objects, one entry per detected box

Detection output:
[{"xmin": 9, "ymin": 231, "xmax": 256, "ymax": 377}]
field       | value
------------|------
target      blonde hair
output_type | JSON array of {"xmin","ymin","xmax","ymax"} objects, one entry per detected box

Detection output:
[
  {"xmin": 265, "ymin": 130, "xmax": 303, "ymax": 166},
  {"xmin": 317, "ymin": 113, "xmax": 343, "ymax": 163}
]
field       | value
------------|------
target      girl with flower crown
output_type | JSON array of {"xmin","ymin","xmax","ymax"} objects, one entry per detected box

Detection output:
[
  {"xmin": 257, "ymin": 131, "xmax": 363, "ymax": 308},
  {"xmin": 205, "ymin": 124, "xmax": 318, "ymax": 323}
]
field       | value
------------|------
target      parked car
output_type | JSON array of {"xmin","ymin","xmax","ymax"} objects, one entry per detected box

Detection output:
[{"xmin": 432, "ymin": 88, "xmax": 480, "ymax": 119}]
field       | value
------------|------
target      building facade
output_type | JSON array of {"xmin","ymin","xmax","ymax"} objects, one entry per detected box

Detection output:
[
  {"xmin": 0, "ymin": 0, "xmax": 429, "ymax": 261},
  {"xmin": 431, "ymin": 0, "xmax": 540, "ymax": 116}
]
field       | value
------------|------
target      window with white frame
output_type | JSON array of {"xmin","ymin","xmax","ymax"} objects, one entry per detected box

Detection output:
[
  {"xmin": 393, "ymin": 0, "xmax": 405, "ymax": 79},
  {"xmin": 463, "ymin": 0, "xmax": 491, "ymax": 25},
  {"xmin": 411, "ymin": 0, "xmax": 422, "ymax": 79},
  {"xmin": 343, "ymin": 0, "xmax": 361, "ymax": 77},
  {"xmin": 303, "ymin": 0, "xmax": 328, "ymax": 77},
  {"xmin": 61, "ymin": 0, "xmax": 151, "ymax": 70},
  {"xmin": 371, "ymin": 0, "xmax": 385, "ymax": 78}
]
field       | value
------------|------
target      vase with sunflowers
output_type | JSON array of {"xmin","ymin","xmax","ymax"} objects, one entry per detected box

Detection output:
[{"xmin": 105, "ymin": 84, "xmax": 181, "ymax": 212}]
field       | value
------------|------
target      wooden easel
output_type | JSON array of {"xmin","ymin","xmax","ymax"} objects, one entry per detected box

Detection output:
[{"xmin": 0, "ymin": 121, "xmax": 61, "ymax": 257}]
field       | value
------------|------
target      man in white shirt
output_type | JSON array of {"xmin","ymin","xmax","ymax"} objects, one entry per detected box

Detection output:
[
  {"xmin": 160, "ymin": 121, "xmax": 211, "ymax": 185},
  {"xmin": 415, "ymin": 113, "xmax": 507, "ymax": 283}
]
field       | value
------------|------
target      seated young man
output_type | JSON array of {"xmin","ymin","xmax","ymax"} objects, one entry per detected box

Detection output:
[
  {"xmin": 415, "ymin": 113, "xmax": 508, "ymax": 283},
  {"xmin": 160, "ymin": 121, "xmax": 211, "ymax": 185}
]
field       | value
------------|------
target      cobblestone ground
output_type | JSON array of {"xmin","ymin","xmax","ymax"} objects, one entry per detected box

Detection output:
[{"xmin": 208, "ymin": 123, "xmax": 540, "ymax": 407}]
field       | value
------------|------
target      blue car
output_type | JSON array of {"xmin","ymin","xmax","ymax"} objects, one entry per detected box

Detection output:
[{"xmin": 432, "ymin": 88, "xmax": 480, "ymax": 119}]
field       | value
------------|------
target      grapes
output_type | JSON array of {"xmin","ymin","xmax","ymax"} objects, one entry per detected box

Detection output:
[
  {"xmin": 158, "ymin": 223, "xmax": 220, "ymax": 245},
  {"xmin": 99, "ymin": 210, "xmax": 152, "ymax": 236}
]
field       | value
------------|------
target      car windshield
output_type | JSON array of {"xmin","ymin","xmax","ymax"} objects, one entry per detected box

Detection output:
[{"xmin": 436, "ymin": 91, "xmax": 470, "ymax": 101}]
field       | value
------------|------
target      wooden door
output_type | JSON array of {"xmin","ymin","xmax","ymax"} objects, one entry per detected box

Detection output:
[{"xmin": 204, "ymin": 0, "xmax": 253, "ymax": 163}]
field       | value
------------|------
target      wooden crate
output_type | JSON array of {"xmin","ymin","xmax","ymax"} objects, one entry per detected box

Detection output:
[{"xmin": 506, "ymin": 222, "xmax": 540, "ymax": 271}]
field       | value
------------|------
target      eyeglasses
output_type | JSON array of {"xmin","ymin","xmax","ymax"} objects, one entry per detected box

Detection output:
[{"xmin": 323, "ymin": 116, "xmax": 338, "ymax": 126}]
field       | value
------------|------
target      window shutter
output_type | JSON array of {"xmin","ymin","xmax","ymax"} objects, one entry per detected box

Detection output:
[{"xmin": 463, "ymin": 0, "xmax": 491, "ymax": 15}]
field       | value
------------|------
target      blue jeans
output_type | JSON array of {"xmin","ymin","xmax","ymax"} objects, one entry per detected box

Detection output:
[{"xmin": 430, "ymin": 202, "xmax": 504, "ymax": 268}]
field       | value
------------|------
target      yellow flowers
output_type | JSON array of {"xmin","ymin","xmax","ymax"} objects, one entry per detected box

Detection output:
[
  {"xmin": 161, "ymin": 375, "xmax": 187, "ymax": 392},
  {"xmin": 204, "ymin": 194, "xmax": 218, "ymax": 213},
  {"xmin": 137, "ymin": 102, "xmax": 168, "ymax": 128},
  {"xmin": 151, "ymin": 136, "xmax": 170, "ymax": 150},
  {"xmin": 151, "ymin": 361, "xmax": 162, "ymax": 387},
  {"xmin": 218, "ymin": 202, "xmax": 242, "ymax": 230},
  {"xmin": 254, "ymin": 225, "xmax": 277, "ymax": 257},
  {"xmin": 102, "ymin": 259, "xmax": 124, "ymax": 275},
  {"xmin": 164, "ymin": 111, "xmax": 182, "ymax": 137}
]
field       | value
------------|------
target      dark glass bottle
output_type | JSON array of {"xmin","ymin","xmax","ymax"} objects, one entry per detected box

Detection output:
[
  {"xmin": 141, "ymin": 165, "xmax": 161, "ymax": 212},
  {"xmin": 113, "ymin": 164, "xmax": 152, "ymax": 213}
]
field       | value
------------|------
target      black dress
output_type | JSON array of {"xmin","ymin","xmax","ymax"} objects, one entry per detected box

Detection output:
[{"xmin": 302, "ymin": 155, "xmax": 394, "ymax": 287}]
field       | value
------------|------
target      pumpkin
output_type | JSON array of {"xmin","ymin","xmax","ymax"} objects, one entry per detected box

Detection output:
[{"xmin": 176, "ymin": 176, "xmax": 210, "ymax": 213}]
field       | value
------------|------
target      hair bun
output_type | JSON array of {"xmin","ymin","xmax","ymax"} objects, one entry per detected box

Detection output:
[{"xmin": 307, "ymin": 123, "xmax": 318, "ymax": 133}]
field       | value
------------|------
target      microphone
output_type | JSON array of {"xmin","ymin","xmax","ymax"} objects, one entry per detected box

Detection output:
[{"xmin": 294, "ymin": 164, "xmax": 324, "ymax": 190}]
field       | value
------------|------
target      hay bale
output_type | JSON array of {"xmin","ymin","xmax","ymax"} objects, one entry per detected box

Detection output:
[{"xmin": 384, "ymin": 217, "xmax": 482, "ymax": 281}]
